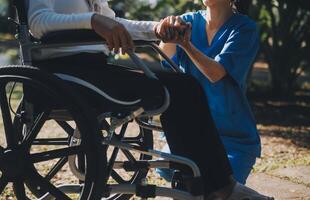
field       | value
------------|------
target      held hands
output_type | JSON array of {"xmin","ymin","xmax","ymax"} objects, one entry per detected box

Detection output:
[
  {"xmin": 91, "ymin": 14, "xmax": 134, "ymax": 54},
  {"xmin": 90, "ymin": 14, "xmax": 191, "ymax": 54},
  {"xmin": 154, "ymin": 16, "xmax": 192, "ymax": 47}
]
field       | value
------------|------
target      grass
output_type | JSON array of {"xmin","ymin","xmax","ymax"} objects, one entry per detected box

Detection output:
[{"xmin": 254, "ymin": 148, "xmax": 310, "ymax": 173}]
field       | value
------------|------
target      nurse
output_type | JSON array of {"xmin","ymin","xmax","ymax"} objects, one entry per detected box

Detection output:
[{"xmin": 156, "ymin": 0, "xmax": 261, "ymax": 184}]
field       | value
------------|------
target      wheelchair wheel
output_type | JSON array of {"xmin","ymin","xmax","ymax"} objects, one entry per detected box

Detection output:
[
  {"xmin": 70, "ymin": 116, "xmax": 154, "ymax": 200},
  {"xmin": 101, "ymin": 118, "xmax": 153, "ymax": 200},
  {"xmin": 0, "ymin": 65, "xmax": 106, "ymax": 199}
]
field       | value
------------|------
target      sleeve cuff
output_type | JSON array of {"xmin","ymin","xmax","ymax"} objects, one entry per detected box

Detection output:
[
  {"xmin": 214, "ymin": 54, "xmax": 240, "ymax": 87},
  {"xmin": 115, "ymin": 17, "xmax": 159, "ymax": 41}
]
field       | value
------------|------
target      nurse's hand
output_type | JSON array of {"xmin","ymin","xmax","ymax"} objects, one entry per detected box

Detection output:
[
  {"xmin": 173, "ymin": 19, "xmax": 192, "ymax": 48},
  {"xmin": 91, "ymin": 14, "xmax": 134, "ymax": 54},
  {"xmin": 154, "ymin": 16, "xmax": 190, "ymax": 43}
]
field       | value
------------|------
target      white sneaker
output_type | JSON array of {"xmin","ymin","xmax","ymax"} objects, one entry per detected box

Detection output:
[{"xmin": 227, "ymin": 183, "xmax": 274, "ymax": 200}]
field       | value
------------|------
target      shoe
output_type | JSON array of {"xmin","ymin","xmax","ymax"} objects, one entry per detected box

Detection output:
[{"xmin": 226, "ymin": 182, "xmax": 274, "ymax": 200}]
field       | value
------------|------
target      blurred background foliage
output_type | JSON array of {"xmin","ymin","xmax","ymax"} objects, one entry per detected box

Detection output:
[
  {"xmin": 0, "ymin": 0, "xmax": 12, "ymax": 34},
  {"xmin": 0, "ymin": 0, "xmax": 309, "ymax": 96},
  {"xmin": 256, "ymin": 0, "xmax": 310, "ymax": 95}
]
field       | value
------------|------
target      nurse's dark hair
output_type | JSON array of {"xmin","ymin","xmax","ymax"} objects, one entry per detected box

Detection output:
[{"xmin": 231, "ymin": 0, "xmax": 251, "ymax": 15}]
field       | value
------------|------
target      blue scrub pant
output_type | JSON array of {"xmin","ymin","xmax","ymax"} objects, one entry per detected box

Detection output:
[{"xmin": 227, "ymin": 153, "xmax": 256, "ymax": 184}]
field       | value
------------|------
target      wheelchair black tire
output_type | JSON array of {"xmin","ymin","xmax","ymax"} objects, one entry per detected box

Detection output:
[{"xmin": 0, "ymin": 65, "xmax": 107, "ymax": 200}]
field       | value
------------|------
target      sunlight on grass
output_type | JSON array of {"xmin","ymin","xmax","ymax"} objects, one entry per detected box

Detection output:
[
  {"xmin": 253, "ymin": 124, "xmax": 310, "ymax": 175},
  {"xmin": 254, "ymin": 155, "xmax": 310, "ymax": 173}
]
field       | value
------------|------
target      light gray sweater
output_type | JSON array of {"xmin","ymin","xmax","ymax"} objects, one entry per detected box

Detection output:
[{"xmin": 28, "ymin": 0, "xmax": 158, "ymax": 59}]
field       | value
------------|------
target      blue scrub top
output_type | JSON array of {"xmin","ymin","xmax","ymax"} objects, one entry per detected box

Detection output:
[{"xmin": 164, "ymin": 10, "xmax": 261, "ymax": 158}]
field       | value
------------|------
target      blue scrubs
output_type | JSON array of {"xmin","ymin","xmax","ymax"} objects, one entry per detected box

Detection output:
[{"xmin": 159, "ymin": 10, "xmax": 261, "ymax": 184}]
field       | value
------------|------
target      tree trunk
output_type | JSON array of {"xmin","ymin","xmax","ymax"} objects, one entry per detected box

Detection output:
[{"xmin": 269, "ymin": 62, "xmax": 296, "ymax": 97}]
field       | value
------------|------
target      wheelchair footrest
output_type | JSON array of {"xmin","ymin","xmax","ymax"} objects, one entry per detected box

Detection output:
[
  {"xmin": 123, "ymin": 161, "xmax": 150, "ymax": 171},
  {"xmin": 136, "ymin": 184, "xmax": 157, "ymax": 199},
  {"xmin": 172, "ymin": 171, "xmax": 204, "ymax": 196}
]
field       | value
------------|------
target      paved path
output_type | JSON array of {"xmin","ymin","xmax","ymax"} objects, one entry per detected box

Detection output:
[{"xmin": 247, "ymin": 169, "xmax": 310, "ymax": 200}]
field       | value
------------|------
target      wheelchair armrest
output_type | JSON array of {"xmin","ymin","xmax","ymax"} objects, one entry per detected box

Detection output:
[
  {"xmin": 38, "ymin": 29, "xmax": 181, "ymax": 74},
  {"xmin": 40, "ymin": 29, "xmax": 102, "ymax": 45},
  {"xmin": 39, "ymin": 29, "xmax": 156, "ymax": 50},
  {"xmin": 40, "ymin": 29, "xmax": 156, "ymax": 46}
]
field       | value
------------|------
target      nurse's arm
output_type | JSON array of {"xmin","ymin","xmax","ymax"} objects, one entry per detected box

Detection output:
[{"xmin": 181, "ymin": 42, "xmax": 227, "ymax": 83}]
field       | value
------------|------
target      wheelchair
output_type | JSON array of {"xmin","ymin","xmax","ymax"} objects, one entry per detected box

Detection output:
[{"xmin": 0, "ymin": 0, "xmax": 204, "ymax": 199}]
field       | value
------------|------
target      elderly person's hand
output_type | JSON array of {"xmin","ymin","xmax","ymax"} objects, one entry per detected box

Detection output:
[
  {"xmin": 154, "ymin": 15, "xmax": 192, "ymax": 47},
  {"xmin": 91, "ymin": 14, "xmax": 134, "ymax": 54}
]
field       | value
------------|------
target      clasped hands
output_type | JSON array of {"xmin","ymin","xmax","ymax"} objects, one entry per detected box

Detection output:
[
  {"xmin": 91, "ymin": 14, "xmax": 191, "ymax": 54},
  {"xmin": 154, "ymin": 16, "xmax": 192, "ymax": 47}
]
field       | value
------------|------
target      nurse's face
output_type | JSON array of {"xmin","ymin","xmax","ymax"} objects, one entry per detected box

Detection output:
[{"xmin": 202, "ymin": 0, "xmax": 231, "ymax": 7}]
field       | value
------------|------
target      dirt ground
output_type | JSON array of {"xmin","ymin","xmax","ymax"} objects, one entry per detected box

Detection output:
[{"xmin": 245, "ymin": 89, "xmax": 310, "ymax": 200}]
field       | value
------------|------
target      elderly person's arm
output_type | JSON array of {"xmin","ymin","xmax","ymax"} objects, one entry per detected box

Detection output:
[
  {"xmin": 28, "ymin": 0, "xmax": 159, "ymax": 53},
  {"xmin": 28, "ymin": 0, "xmax": 96, "ymax": 39}
]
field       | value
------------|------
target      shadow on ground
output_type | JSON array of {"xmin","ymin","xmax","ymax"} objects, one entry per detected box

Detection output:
[{"xmin": 249, "ymin": 91, "xmax": 310, "ymax": 149}]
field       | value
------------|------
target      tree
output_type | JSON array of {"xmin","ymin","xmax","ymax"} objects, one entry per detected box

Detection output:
[
  {"xmin": 109, "ymin": 0, "xmax": 204, "ymax": 20},
  {"xmin": 0, "ymin": 0, "xmax": 14, "ymax": 34},
  {"xmin": 257, "ymin": 0, "xmax": 310, "ymax": 95}
]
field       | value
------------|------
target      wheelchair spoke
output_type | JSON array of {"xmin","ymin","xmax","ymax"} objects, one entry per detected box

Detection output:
[
  {"xmin": 32, "ymin": 138, "xmax": 69, "ymax": 145},
  {"xmin": 14, "ymin": 180, "xmax": 29, "ymax": 200},
  {"xmin": 30, "ymin": 146, "xmax": 82, "ymax": 163},
  {"xmin": 45, "ymin": 157, "xmax": 68, "ymax": 181},
  {"xmin": 105, "ymin": 123, "xmax": 129, "ymax": 181},
  {"xmin": 0, "ymin": 178, "xmax": 8, "ymax": 195},
  {"xmin": 0, "ymin": 86, "xmax": 17, "ymax": 148},
  {"xmin": 23, "ymin": 111, "xmax": 50, "ymax": 148},
  {"xmin": 121, "ymin": 131, "xmax": 145, "ymax": 145},
  {"xmin": 121, "ymin": 149, "xmax": 137, "ymax": 163},
  {"xmin": 109, "ymin": 123, "xmax": 129, "ymax": 164},
  {"xmin": 121, "ymin": 137, "xmax": 143, "ymax": 145},
  {"xmin": 111, "ymin": 170, "xmax": 126, "ymax": 183},
  {"xmin": 56, "ymin": 121, "xmax": 74, "ymax": 137},
  {"xmin": 27, "ymin": 170, "xmax": 71, "ymax": 200}
]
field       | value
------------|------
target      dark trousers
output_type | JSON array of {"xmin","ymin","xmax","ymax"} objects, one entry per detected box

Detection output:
[{"xmin": 33, "ymin": 53, "xmax": 232, "ymax": 194}]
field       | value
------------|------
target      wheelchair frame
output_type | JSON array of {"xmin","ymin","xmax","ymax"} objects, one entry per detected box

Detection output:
[{"xmin": 0, "ymin": 0, "xmax": 205, "ymax": 199}]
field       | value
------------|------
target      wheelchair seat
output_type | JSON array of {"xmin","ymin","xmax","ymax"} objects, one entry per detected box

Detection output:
[{"xmin": 30, "ymin": 57, "xmax": 165, "ymax": 118}]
